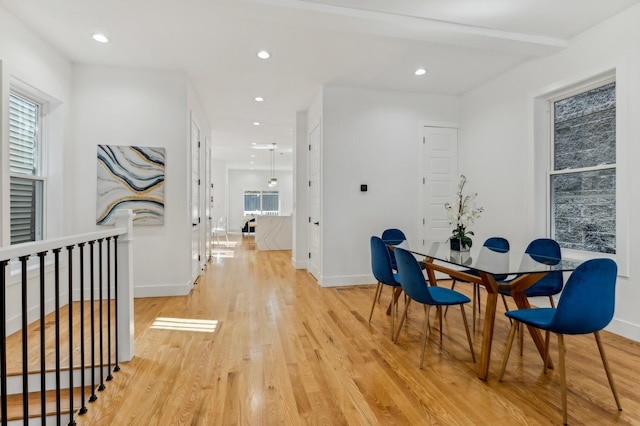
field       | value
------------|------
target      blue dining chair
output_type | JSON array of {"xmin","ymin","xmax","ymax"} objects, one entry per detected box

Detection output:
[
  {"xmin": 369, "ymin": 236, "xmax": 403, "ymax": 339},
  {"xmin": 498, "ymin": 258, "xmax": 622, "ymax": 425},
  {"xmin": 500, "ymin": 238, "xmax": 563, "ymax": 309},
  {"xmin": 446, "ymin": 237, "xmax": 510, "ymax": 331},
  {"xmin": 499, "ymin": 238, "xmax": 564, "ymax": 353},
  {"xmin": 393, "ymin": 247, "xmax": 476, "ymax": 368},
  {"xmin": 381, "ymin": 228, "xmax": 407, "ymax": 271}
]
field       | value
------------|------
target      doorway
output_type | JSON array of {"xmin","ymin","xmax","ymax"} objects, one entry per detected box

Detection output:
[
  {"xmin": 191, "ymin": 117, "xmax": 202, "ymax": 283},
  {"xmin": 421, "ymin": 126, "xmax": 458, "ymax": 244}
]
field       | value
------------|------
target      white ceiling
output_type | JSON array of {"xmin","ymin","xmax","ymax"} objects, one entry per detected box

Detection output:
[{"xmin": 1, "ymin": 0, "xmax": 638, "ymax": 170}]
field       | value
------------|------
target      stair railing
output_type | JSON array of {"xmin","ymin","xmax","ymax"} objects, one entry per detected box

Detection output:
[{"xmin": 0, "ymin": 210, "xmax": 135, "ymax": 425}]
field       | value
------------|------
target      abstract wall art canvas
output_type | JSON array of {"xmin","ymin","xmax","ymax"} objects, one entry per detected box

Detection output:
[{"xmin": 97, "ymin": 145, "xmax": 165, "ymax": 225}]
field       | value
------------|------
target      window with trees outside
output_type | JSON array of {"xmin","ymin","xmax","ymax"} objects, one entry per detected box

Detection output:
[
  {"xmin": 550, "ymin": 80, "xmax": 616, "ymax": 254},
  {"xmin": 244, "ymin": 190, "xmax": 279, "ymax": 215},
  {"xmin": 9, "ymin": 91, "xmax": 45, "ymax": 245}
]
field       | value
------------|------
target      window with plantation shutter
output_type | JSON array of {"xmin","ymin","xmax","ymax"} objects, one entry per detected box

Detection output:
[{"xmin": 9, "ymin": 92, "xmax": 44, "ymax": 244}]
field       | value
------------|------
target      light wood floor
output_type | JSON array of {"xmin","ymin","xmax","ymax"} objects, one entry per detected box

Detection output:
[{"xmin": 74, "ymin": 234, "xmax": 640, "ymax": 425}]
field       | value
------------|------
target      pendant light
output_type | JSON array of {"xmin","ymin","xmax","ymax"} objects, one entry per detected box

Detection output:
[{"xmin": 268, "ymin": 143, "xmax": 278, "ymax": 187}]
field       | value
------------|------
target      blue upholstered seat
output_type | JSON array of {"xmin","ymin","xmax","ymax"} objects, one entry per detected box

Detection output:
[
  {"xmin": 393, "ymin": 247, "xmax": 476, "ymax": 367},
  {"xmin": 500, "ymin": 238, "xmax": 563, "ymax": 300},
  {"xmin": 498, "ymin": 258, "xmax": 622, "ymax": 424},
  {"xmin": 368, "ymin": 236, "xmax": 402, "ymax": 339},
  {"xmin": 447, "ymin": 237, "xmax": 510, "ymax": 331}
]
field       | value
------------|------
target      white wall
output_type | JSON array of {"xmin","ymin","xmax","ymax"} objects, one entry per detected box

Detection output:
[
  {"xmin": 71, "ymin": 65, "xmax": 195, "ymax": 297},
  {"xmin": 460, "ymin": 4, "xmax": 640, "ymax": 341},
  {"xmin": 320, "ymin": 85, "xmax": 460, "ymax": 286},
  {"xmin": 227, "ymin": 169, "xmax": 294, "ymax": 231},
  {"xmin": 0, "ymin": 6, "xmax": 74, "ymax": 332},
  {"xmin": 0, "ymin": 6, "xmax": 72, "ymax": 243}
]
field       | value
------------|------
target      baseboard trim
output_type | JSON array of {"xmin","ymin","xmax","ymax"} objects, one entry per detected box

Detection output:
[
  {"xmin": 134, "ymin": 280, "xmax": 194, "ymax": 298},
  {"xmin": 291, "ymin": 258, "xmax": 308, "ymax": 269},
  {"xmin": 319, "ymin": 274, "xmax": 374, "ymax": 288},
  {"xmin": 607, "ymin": 318, "xmax": 640, "ymax": 342}
]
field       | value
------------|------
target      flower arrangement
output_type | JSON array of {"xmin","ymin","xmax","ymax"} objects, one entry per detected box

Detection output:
[{"xmin": 444, "ymin": 175, "xmax": 483, "ymax": 249}]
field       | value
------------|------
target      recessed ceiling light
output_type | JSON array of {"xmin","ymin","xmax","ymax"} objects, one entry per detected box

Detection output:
[
  {"xmin": 254, "ymin": 96, "xmax": 264, "ymax": 102},
  {"xmin": 257, "ymin": 50, "xmax": 270, "ymax": 59},
  {"xmin": 92, "ymin": 33, "xmax": 109, "ymax": 43},
  {"xmin": 250, "ymin": 154, "xmax": 255, "ymax": 158},
  {"xmin": 415, "ymin": 68, "xmax": 427, "ymax": 76},
  {"xmin": 253, "ymin": 122, "xmax": 260, "ymax": 126}
]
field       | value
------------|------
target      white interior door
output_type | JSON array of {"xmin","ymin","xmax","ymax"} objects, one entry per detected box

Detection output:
[
  {"xmin": 422, "ymin": 126, "xmax": 458, "ymax": 244},
  {"xmin": 191, "ymin": 118, "xmax": 201, "ymax": 282},
  {"xmin": 205, "ymin": 138, "xmax": 212, "ymax": 261},
  {"xmin": 308, "ymin": 123, "xmax": 321, "ymax": 280}
]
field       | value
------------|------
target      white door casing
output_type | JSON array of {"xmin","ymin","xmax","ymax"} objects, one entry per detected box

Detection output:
[{"xmin": 308, "ymin": 123, "xmax": 321, "ymax": 281}]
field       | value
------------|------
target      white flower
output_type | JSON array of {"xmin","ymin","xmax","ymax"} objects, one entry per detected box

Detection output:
[{"xmin": 444, "ymin": 175, "xmax": 483, "ymax": 243}]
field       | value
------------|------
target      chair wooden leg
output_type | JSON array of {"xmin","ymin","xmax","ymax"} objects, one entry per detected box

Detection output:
[
  {"xmin": 444, "ymin": 280, "xmax": 457, "ymax": 318},
  {"xmin": 519, "ymin": 322, "xmax": 524, "ymax": 356},
  {"xmin": 543, "ymin": 330, "xmax": 550, "ymax": 374},
  {"xmin": 558, "ymin": 334, "xmax": 568, "ymax": 425},
  {"xmin": 498, "ymin": 320, "xmax": 518, "ymax": 382},
  {"xmin": 394, "ymin": 299, "xmax": 412, "ymax": 343},
  {"xmin": 368, "ymin": 282, "xmax": 382, "ymax": 322},
  {"xmin": 476, "ymin": 284, "xmax": 482, "ymax": 314},
  {"xmin": 438, "ymin": 306, "xmax": 443, "ymax": 342},
  {"xmin": 501, "ymin": 294, "xmax": 512, "ymax": 325},
  {"xmin": 390, "ymin": 286, "xmax": 396, "ymax": 340},
  {"xmin": 377, "ymin": 284, "xmax": 383, "ymax": 301},
  {"xmin": 594, "ymin": 331, "xmax": 622, "ymax": 411},
  {"xmin": 402, "ymin": 294, "xmax": 408, "ymax": 320},
  {"xmin": 386, "ymin": 287, "xmax": 403, "ymax": 315},
  {"xmin": 424, "ymin": 304, "xmax": 430, "ymax": 331},
  {"xmin": 459, "ymin": 304, "xmax": 476, "ymax": 363},
  {"xmin": 419, "ymin": 305, "xmax": 432, "ymax": 369},
  {"xmin": 549, "ymin": 295, "xmax": 556, "ymax": 308}
]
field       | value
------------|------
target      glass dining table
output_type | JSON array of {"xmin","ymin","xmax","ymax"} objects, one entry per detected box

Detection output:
[{"xmin": 390, "ymin": 240, "xmax": 582, "ymax": 381}]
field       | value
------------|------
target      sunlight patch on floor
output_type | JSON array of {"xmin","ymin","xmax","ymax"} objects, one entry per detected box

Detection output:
[
  {"xmin": 151, "ymin": 317, "xmax": 219, "ymax": 333},
  {"xmin": 212, "ymin": 248, "xmax": 235, "ymax": 258},
  {"xmin": 213, "ymin": 240, "xmax": 238, "ymax": 247}
]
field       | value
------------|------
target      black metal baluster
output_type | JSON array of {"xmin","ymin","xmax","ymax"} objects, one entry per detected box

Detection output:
[
  {"xmin": 66, "ymin": 246, "xmax": 76, "ymax": 426},
  {"xmin": 1, "ymin": 260, "xmax": 9, "ymax": 426},
  {"xmin": 113, "ymin": 236, "xmax": 120, "ymax": 373},
  {"xmin": 19, "ymin": 255, "xmax": 30, "ymax": 422},
  {"xmin": 98, "ymin": 239, "xmax": 105, "ymax": 392},
  {"xmin": 78, "ymin": 243, "xmax": 88, "ymax": 415},
  {"xmin": 53, "ymin": 248, "xmax": 62, "ymax": 426},
  {"xmin": 88, "ymin": 241, "xmax": 97, "ymax": 403},
  {"xmin": 106, "ymin": 237, "xmax": 113, "ymax": 381},
  {"xmin": 38, "ymin": 252, "xmax": 47, "ymax": 423}
]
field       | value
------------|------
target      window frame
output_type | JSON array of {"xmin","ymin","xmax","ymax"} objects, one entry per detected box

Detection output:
[
  {"xmin": 548, "ymin": 78, "xmax": 616, "ymax": 254},
  {"xmin": 243, "ymin": 190, "xmax": 280, "ymax": 216},
  {"xmin": 2, "ymin": 77, "xmax": 52, "ymax": 247},
  {"xmin": 531, "ymin": 65, "xmax": 628, "ymax": 276}
]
